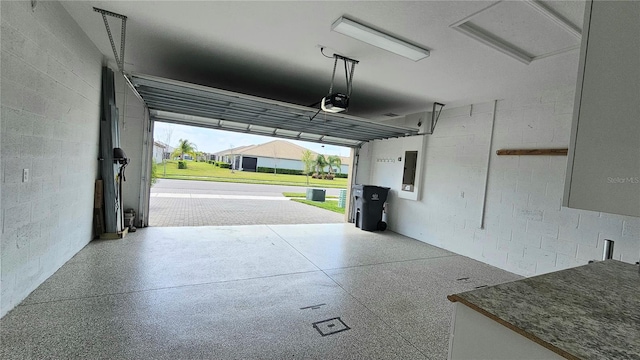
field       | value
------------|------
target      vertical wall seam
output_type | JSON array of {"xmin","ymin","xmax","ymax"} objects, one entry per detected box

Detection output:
[{"xmin": 480, "ymin": 100, "xmax": 498, "ymax": 229}]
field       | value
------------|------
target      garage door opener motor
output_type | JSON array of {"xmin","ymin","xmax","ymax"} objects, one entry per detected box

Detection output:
[{"xmin": 310, "ymin": 51, "xmax": 359, "ymax": 121}]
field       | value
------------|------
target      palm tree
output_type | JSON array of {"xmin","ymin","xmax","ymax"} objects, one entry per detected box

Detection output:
[
  {"xmin": 195, "ymin": 151, "xmax": 205, "ymax": 162},
  {"xmin": 315, "ymin": 154, "xmax": 328, "ymax": 178},
  {"xmin": 171, "ymin": 139, "xmax": 197, "ymax": 160},
  {"xmin": 327, "ymin": 155, "xmax": 342, "ymax": 175},
  {"xmin": 301, "ymin": 150, "xmax": 315, "ymax": 185}
]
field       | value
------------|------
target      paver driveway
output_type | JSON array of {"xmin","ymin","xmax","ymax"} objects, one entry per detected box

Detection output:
[{"xmin": 149, "ymin": 179, "xmax": 345, "ymax": 226}]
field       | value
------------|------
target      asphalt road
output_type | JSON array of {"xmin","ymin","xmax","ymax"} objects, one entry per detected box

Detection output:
[{"xmin": 151, "ymin": 179, "xmax": 344, "ymax": 197}]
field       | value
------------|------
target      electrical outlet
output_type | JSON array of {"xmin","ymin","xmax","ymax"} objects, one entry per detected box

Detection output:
[{"xmin": 23, "ymin": 169, "xmax": 29, "ymax": 183}]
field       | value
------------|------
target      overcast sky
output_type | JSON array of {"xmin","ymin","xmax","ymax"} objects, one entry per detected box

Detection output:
[{"xmin": 154, "ymin": 122, "xmax": 351, "ymax": 157}]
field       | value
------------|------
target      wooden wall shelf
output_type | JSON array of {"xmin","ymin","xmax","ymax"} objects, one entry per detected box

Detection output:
[{"xmin": 496, "ymin": 149, "xmax": 568, "ymax": 156}]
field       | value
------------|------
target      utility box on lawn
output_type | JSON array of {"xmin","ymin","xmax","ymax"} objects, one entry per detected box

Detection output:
[
  {"xmin": 338, "ymin": 189, "xmax": 347, "ymax": 208},
  {"xmin": 306, "ymin": 188, "xmax": 326, "ymax": 202},
  {"xmin": 352, "ymin": 185, "xmax": 390, "ymax": 231}
]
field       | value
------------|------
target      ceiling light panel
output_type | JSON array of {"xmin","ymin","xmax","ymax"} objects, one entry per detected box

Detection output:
[
  {"xmin": 450, "ymin": 1, "xmax": 581, "ymax": 64},
  {"xmin": 470, "ymin": 2, "xmax": 578, "ymax": 56},
  {"xmin": 331, "ymin": 17, "xmax": 430, "ymax": 61}
]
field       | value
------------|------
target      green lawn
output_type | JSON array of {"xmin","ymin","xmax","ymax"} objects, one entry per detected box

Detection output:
[
  {"xmin": 157, "ymin": 160, "xmax": 348, "ymax": 189},
  {"xmin": 292, "ymin": 199, "xmax": 345, "ymax": 214}
]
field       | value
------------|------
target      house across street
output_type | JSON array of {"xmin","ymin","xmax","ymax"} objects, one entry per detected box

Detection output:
[{"xmin": 212, "ymin": 139, "xmax": 350, "ymax": 174}]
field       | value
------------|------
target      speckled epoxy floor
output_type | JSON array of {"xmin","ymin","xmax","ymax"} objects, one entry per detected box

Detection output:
[{"xmin": 0, "ymin": 224, "xmax": 521, "ymax": 359}]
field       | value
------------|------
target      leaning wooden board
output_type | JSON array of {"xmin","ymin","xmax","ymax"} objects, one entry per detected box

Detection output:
[{"xmin": 93, "ymin": 180, "xmax": 104, "ymax": 238}]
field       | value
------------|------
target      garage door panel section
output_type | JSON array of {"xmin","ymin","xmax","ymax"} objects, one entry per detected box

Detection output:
[
  {"xmin": 129, "ymin": 73, "xmax": 418, "ymax": 147},
  {"xmin": 149, "ymin": 105, "xmax": 375, "ymax": 143},
  {"xmin": 152, "ymin": 112, "xmax": 363, "ymax": 148}
]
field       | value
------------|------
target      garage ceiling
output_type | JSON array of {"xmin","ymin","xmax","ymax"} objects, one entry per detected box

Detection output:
[
  {"xmin": 61, "ymin": 1, "xmax": 584, "ymax": 121},
  {"xmin": 130, "ymin": 73, "xmax": 418, "ymax": 147}
]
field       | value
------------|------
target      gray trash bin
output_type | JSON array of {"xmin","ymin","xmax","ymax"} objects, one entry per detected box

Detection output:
[
  {"xmin": 306, "ymin": 188, "xmax": 326, "ymax": 202},
  {"xmin": 352, "ymin": 185, "xmax": 390, "ymax": 231}
]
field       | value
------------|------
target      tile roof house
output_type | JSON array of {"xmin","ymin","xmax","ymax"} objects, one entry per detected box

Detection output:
[{"xmin": 213, "ymin": 140, "xmax": 349, "ymax": 173}]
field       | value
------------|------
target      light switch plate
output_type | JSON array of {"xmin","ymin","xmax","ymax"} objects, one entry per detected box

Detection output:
[{"xmin": 23, "ymin": 169, "xmax": 29, "ymax": 183}]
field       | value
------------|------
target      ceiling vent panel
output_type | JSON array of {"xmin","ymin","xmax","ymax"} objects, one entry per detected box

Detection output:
[{"xmin": 451, "ymin": 1, "xmax": 582, "ymax": 64}]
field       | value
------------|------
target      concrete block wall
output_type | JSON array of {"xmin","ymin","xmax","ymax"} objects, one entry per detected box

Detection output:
[
  {"xmin": 359, "ymin": 134, "xmax": 425, "ymax": 202},
  {"xmin": 489, "ymin": 89, "xmax": 639, "ymax": 274},
  {"xmin": 1, "ymin": 0, "xmax": 103, "ymax": 317},
  {"xmin": 359, "ymin": 87, "xmax": 640, "ymax": 276}
]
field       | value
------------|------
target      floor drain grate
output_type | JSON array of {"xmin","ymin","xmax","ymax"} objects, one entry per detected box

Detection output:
[{"xmin": 312, "ymin": 317, "xmax": 350, "ymax": 336}]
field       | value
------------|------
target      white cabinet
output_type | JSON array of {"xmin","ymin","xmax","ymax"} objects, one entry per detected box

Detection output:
[
  {"xmin": 564, "ymin": 0, "xmax": 640, "ymax": 217},
  {"xmin": 448, "ymin": 303, "xmax": 564, "ymax": 360}
]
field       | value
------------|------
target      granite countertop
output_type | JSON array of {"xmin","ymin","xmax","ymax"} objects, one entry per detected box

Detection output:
[{"xmin": 448, "ymin": 260, "xmax": 640, "ymax": 360}]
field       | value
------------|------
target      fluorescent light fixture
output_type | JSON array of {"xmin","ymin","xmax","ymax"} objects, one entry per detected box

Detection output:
[{"xmin": 331, "ymin": 17, "xmax": 430, "ymax": 61}]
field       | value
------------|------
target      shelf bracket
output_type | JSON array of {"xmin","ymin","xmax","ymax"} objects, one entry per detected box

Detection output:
[{"xmin": 427, "ymin": 102, "xmax": 445, "ymax": 134}]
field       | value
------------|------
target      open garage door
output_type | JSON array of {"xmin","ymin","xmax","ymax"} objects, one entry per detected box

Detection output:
[
  {"xmin": 242, "ymin": 157, "xmax": 258, "ymax": 172},
  {"xmin": 127, "ymin": 73, "xmax": 420, "ymax": 227},
  {"xmin": 127, "ymin": 73, "xmax": 419, "ymax": 148}
]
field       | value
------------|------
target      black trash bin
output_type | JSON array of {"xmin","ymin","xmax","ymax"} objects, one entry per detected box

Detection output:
[{"xmin": 352, "ymin": 185, "xmax": 390, "ymax": 231}]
